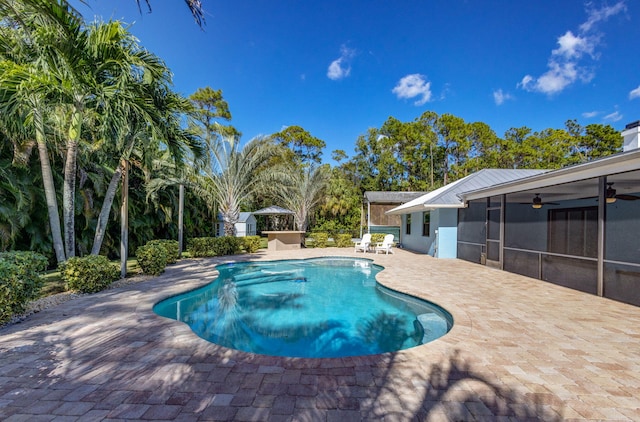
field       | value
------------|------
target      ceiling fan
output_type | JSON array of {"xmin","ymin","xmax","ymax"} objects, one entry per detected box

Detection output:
[
  {"xmin": 520, "ymin": 193, "xmax": 559, "ymax": 209},
  {"xmin": 606, "ymin": 182, "xmax": 640, "ymax": 203}
]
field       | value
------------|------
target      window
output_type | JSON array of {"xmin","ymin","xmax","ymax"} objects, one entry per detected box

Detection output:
[
  {"xmin": 406, "ymin": 214, "xmax": 411, "ymax": 235},
  {"xmin": 548, "ymin": 207, "xmax": 597, "ymax": 258},
  {"xmin": 422, "ymin": 212, "xmax": 430, "ymax": 236}
]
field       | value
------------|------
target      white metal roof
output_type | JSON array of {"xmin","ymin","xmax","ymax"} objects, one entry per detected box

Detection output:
[
  {"xmin": 461, "ymin": 149, "xmax": 640, "ymax": 201},
  {"xmin": 364, "ymin": 191, "xmax": 427, "ymax": 204},
  {"xmin": 386, "ymin": 169, "xmax": 547, "ymax": 215}
]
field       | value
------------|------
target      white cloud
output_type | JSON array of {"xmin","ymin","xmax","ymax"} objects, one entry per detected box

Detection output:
[
  {"xmin": 493, "ymin": 89, "xmax": 513, "ymax": 105},
  {"xmin": 519, "ymin": 2, "xmax": 625, "ymax": 96},
  {"xmin": 604, "ymin": 111, "xmax": 623, "ymax": 122},
  {"xmin": 327, "ymin": 45, "xmax": 356, "ymax": 81},
  {"xmin": 552, "ymin": 31, "xmax": 593, "ymax": 59},
  {"xmin": 629, "ymin": 85, "xmax": 640, "ymax": 100},
  {"xmin": 582, "ymin": 111, "xmax": 599, "ymax": 118},
  {"xmin": 580, "ymin": 1, "xmax": 627, "ymax": 32},
  {"xmin": 392, "ymin": 74, "xmax": 432, "ymax": 105}
]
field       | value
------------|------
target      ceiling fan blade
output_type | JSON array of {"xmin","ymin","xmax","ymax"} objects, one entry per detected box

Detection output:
[{"xmin": 616, "ymin": 194, "xmax": 640, "ymax": 201}]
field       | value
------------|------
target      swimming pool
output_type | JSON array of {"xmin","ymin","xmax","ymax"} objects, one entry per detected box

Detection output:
[{"xmin": 154, "ymin": 257, "xmax": 453, "ymax": 358}]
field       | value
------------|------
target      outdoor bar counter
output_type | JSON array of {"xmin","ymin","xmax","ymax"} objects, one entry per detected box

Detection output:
[{"xmin": 262, "ymin": 231, "xmax": 305, "ymax": 251}]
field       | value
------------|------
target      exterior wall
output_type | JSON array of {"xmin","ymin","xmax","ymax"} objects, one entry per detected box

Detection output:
[
  {"xmin": 436, "ymin": 209, "xmax": 458, "ymax": 258},
  {"xmin": 369, "ymin": 204, "xmax": 401, "ymax": 226},
  {"xmin": 236, "ymin": 216, "xmax": 257, "ymax": 237},
  {"xmin": 400, "ymin": 212, "xmax": 431, "ymax": 254},
  {"xmin": 399, "ymin": 209, "xmax": 458, "ymax": 257},
  {"xmin": 216, "ymin": 215, "xmax": 257, "ymax": 237}
]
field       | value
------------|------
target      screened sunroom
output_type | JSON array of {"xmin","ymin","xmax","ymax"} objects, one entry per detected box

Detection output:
[{"xmin": 457, "ymin": 135, "xmax": 640, "ymax": 307}]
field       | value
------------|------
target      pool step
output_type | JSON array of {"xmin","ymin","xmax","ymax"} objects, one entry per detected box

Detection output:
[
  {"xmin": 232, "ymin": 270, "xmax": 307, "ymax": 286},
  {"xmin": 416, "ymin": 313, "xmax": 449, "ymax": 344}
]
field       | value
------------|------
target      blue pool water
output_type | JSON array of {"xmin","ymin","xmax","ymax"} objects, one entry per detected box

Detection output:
[{"xmin": 153, "ymin": 257, "xmax": 453, "ymax": 358}]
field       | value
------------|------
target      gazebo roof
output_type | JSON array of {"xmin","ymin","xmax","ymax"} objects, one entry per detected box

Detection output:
[{"xmin": 252, "ymin": 205, "xmax": 295, "ymax": 215}]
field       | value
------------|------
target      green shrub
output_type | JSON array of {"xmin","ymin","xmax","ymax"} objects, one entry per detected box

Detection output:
[
  {"xmin": 371, "ymin": 233, "xmax": 386, "ymax": 244},
  {"xmin": 0, "ymin": 251, "xmax": 48, "ymax": 323},
  {"xmin": 310, "ymin": 232, "xmax": 328, "ymax": 248},
  {"xmin": 243, "ymin": 236, "xmax": 262, "ymax": 253},
  {"xmin": 146, "ymin": 239, "xmax": 179, "ymax": 264},
  {"xmin": 59, "ymin": 255, "xmax": 120, "ymax": 294},
  {"xmin": 335, "ymin": 234, "xmax": 353, "ymax": 248},
  {"xmin": 188, "ymin": 236, "xmax": 244, "ymax": 257},
  {"xmin": 212, "ymin": 236, "xmax": 243, "ymax": 256},
  {"xmin": 188, "ymin": 237, "xmax": 216, "ymax": 257},
  {"xmin": 136, "ymin": 243, "xmax": 168, "ymax": 276}
]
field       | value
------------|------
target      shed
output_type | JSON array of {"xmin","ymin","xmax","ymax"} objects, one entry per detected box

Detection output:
[
  {"xmin": 363, "ymin": 191, "xmax": 426, "ymax": 241},
  {"xmin": 216, "ymin": 212, "xmax": 257, "ymax": 237}
]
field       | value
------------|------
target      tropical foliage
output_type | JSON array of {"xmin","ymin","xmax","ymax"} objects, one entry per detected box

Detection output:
[{"xmin": 0, "ymin": 1, "xmax": 624, "ymax": 272}]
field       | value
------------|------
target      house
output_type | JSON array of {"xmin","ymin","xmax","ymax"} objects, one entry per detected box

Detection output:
[
  {"xmin": 386, "ymin": 169, "xmax": 546, "ymax": 257},
  {"xmin": 386, "ymin": 120, "xmax": 640, "ymax": 307},
  {"xmin": 456, "ymin": 121, "xmax": 640, "ymax": 307},
  {"xmin": 216, "ymin": 212, "xmax": 257, "ymax": 237},
  {"xmin": 363, "ymin": 191, "xmax": 426, "ymax": 242}
]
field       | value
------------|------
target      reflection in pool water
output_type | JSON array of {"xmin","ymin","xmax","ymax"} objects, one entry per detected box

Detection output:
[{"xmin": 154, "ymin": 257, "xmax": 453, "ymax": 358}]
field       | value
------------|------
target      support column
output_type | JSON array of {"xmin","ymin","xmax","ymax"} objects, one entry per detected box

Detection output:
[
  {"xmin": 597, "ymin": 176, "xmax": 606, "ymax": 297},
  {"xmin": 120, "ymin": 160, "xmax": 129, "ymax": 280},
  {"xmin": 499, "ymin": 194, "xmax": 505, "ymax": 271},
  {"xmin": 178, "ymin": 184, "xmax": 184, "ymax": 257}
]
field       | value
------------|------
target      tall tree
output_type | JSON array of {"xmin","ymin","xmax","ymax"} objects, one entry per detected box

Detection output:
[
  {"xmin": 271, "ymin": 126, "xmax": 326, "ymax": 166},
  {"xmin": 435, "ymin": 114, "xmax": 468, "ymax": 184},
  {"xmin": 267, "ymin": 164, "xmax": 330, "ymax": 233},
  {"xmin": 0, "ymin": 0, "xmax": 84, "ymax": 262},
  {"xmin": 195, "ymin": 136, "xmax": 279, "ymax": 236}
]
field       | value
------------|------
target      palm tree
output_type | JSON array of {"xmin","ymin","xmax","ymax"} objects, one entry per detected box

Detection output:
[
  {"xmin": 135, "ymin": 0, "xmax": 206, "ymax": 27},
  {"xmin": 267, "ymin": 164, "xmax": 330, "ymax": 233},
  {"xmin": 1, "ymin": 1, "xmax": 198, "ymax": 261},
  {"xmin": 195, "ymin": 136, "xmax": 279, "ymax": 236},
  {"xmin": 0, "ymin": 7, "xmax": 72, "ymax": 262}
]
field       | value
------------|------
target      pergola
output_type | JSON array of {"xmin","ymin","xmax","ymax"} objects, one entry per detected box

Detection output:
[{"xmin": 252, "ymin": 206, "xmax": 295, "ymax": 231}]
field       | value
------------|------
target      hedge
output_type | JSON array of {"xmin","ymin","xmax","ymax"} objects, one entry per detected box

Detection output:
[
  {"xmin": 188, "ymin": 236, "xmax": 244, "ymax": 257},
  {"xmin": 59, "ymin": 255, "xmax": 120, "ymax": 294},
  {"xmin": 335, "ymin": 234, "xmax": 353, "ymax": 248},
  {"xmin": 243, "ymin": 236, "xmax": 262, "ymax": 253},
  {"xmin": 310, "ymin": 232, "xmax": 328, "ymax": 248},
  {"xmin": 0, "ymin": 251, "xmax": 48, "ymax": 324},
  {"xmin": 146, "ymin": 239, "xmax": 180, "ymax": 264},
  {"xmin": 136, "ymin": 243, "xmax": 168, "ymax": 276},
  {"xmin": 371, "ymin": 233, "xmax": 386, "ymax": 244}
]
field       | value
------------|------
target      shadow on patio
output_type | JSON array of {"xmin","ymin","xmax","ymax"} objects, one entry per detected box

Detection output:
[{"xmin": 0, "ymin": 254, "xmax": 564, "ymax": 420}]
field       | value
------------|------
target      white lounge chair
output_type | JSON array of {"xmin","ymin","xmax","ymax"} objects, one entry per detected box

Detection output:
[
  {"xmin": 354, "ymin": 233, "xmax": 372, "ymax": 253},
  {"xmin": 375, "ymin": 234, "xmax": 395, "ymax": 254}
]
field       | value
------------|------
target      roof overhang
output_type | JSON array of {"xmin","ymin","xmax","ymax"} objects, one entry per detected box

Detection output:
[
  {"xmin": 461, "ymin": 149, "xmax": 640, "ymax": 201},
  {"xmin": 387, "ymin": 203, "xmax": 464, "ymax": 215}
]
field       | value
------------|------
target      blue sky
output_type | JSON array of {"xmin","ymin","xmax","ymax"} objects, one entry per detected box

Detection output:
[{"xmin": 73, "ymin": 0, "xmax": 640, "ymax": 163}]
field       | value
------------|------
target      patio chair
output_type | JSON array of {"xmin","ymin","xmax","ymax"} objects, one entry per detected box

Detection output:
[
  {"xmin": 375, "ymin": 234, "xmax": 395, "ymax": 254},
  {"xmin": 354, "ymin": 233, "xmax": 372, "ymax": 253}
]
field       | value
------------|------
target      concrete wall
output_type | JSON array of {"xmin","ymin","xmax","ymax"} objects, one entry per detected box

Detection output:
[
  {"xmin": 436, "ymin": 209, "xmax": 458, "ymax": 258},
  {"xmin": 400, "ymin": 208, "xmax": 458, "ymax": 257},
  {"xmin": 400, "ymin": 212, "xmax": 432, "ymax": 254}
]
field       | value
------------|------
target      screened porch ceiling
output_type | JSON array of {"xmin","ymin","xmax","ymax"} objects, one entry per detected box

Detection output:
[
  {"xmin": 461, "ymin": 149, "xmax": 640, "ymax": 204},
  {"xmin": 500, "ymin": 169, "xmax": 640, "ymax": 203}
]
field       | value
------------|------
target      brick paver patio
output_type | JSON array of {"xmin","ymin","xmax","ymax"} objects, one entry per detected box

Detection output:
[{"xmin": 1, "ymin": 248, "xmax": 640, "ymax": 421}]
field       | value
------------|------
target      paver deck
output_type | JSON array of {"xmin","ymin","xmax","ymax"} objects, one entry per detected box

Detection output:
[{"xmin": 1, "ymin": 248, "xmax": 640, "ymax": 421}]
